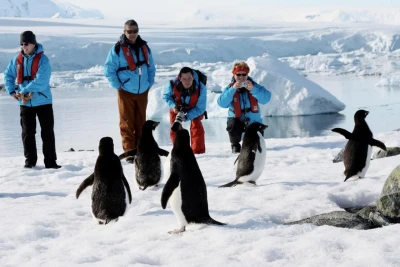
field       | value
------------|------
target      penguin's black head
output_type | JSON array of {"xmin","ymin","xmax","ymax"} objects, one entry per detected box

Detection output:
[
  {"xmin": 142, "ymin": 120, "xmax": 160, "ymax": 131},
  {"xmin": 354, "ymin": 109, "xmax": 369, "ymax": 124},
  {"xmin": 99, "ymin": 137, "xmax": 114, "ymax": 155},
  {"xmin": 248, "ymin": 122, "xmax": 268, "ymax": 136},
  {"xmin": 173, "ymin": 129, "xmax": 190, "ymax": 150}
]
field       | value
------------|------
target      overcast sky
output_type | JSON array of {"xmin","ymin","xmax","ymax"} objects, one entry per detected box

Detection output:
[{"xmin": 58, "ymin": 0, "xmax": 400, "ymax": 19}]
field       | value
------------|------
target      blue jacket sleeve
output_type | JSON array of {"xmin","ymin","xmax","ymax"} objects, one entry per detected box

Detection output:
[
  {"xmin": 21, "ymin": 55, "xmax": 51, "ymax": 94},
  {"xmin": 217, "ymin": 85, "xmax": 236, "ymax": 108},
  {"xmin": 104, "ymin": 46, "xmax": 122, "ymax": 90},
  {"xmin": 186, "ymin": 82, "xmax": 207, "ymax": 120},
  {"xmin": 250, "ymin": 82, "xmax": 271, "ymax": 104},
  {"xmin": 147, "ymin": 47, "xmax": 156, "ymax": 88},
  {"xmin": 4, "ymin": 57, "xmax": 17, "ymax": 95},
  {"xmin": 163, "ymin": 81, "xmax": 176, "ymax": 109}
]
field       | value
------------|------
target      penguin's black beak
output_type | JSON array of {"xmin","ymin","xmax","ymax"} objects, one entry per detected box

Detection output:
[{"xmin": 365, "ymin": 111, "xmax": 369, "ymax": 116}]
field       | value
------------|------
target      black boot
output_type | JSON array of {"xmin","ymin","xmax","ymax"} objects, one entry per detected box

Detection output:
[
  {"xmin": 231, "ymin": 143, "xmax": 241, "ymax": 154},
  {"xmin": 45, "ymin": 162, "xmax": 62, "ymax": 169}
]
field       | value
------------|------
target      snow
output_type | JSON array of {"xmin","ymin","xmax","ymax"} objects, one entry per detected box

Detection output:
[
  {"xmin": 0, "ymin": 0, "xmax": 103, "ymax": 19},
  {"xmin": 1, "ymin": 8, "xmax": 400, "ymax": 266},
  {"xmin": 1, "ymin": 130, "xmax": 400, "ymax": 266}
]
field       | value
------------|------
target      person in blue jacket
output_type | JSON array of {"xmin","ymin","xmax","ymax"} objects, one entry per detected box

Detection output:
[
  {"xmin": 4, "ymin": 31, "xmax": 61, "ymax": 169},
  {"xmin": 217, "ymin": 61, "xmax": 271, "ymax": 153},
  {"xmin": 163, "ymin": 67, "xmax": 207, "ymax": 154},
  {"xmin": 104, "ymin": 19, "xmax": 156, "ymax": 161}
]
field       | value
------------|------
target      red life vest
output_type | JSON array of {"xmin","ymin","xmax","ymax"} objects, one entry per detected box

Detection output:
[
  {"xmin": 119, "ymin": 41, "xmax": 149, "ymax": 71},
  {"xmin": 172, "ymin": 80, "xmax": 200, "ymax": 109},
  {"xmin": 230, "ymin": 82, "xmax": 259, "ymax": 118},
  {"xmin": 16, "ymin": 51, "xmax": 43, "ymax": 84}
]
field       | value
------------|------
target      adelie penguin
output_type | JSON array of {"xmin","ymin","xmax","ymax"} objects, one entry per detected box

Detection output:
[
  {"xmin": 119, "ymin": 120, "xmax": 169, "ymax": 190},
  {"xmin": 76, "ymin": 137, "xmax": 132, "ymax": 224},
  {"xmin": 332, "ymin": 110, "xmax": 387, "ymax": 182},
  {"xmin": 161, "ymin": 129, "xmax": 225, "ymax": 234},
  {"xmin": 219, "ymin": 122, "xmax": 268, "ymax": 188}
]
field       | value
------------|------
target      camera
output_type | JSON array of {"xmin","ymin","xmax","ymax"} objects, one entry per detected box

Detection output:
[
  {"xmin": 171, "ymin": 111, "xmax": 186, "ymax": 132},
  {"xmin": 241, "ymin": 81, "xmax": 247, "ymax": 88}
]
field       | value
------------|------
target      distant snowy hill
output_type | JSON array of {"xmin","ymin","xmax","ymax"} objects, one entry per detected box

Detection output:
[
  {"xmin": 0, "ymin": 0, "xmax": 103, "ymax": 19},
  {"xmin": 303, "ymin": 9, "xmax": 400, "ymax": 25}
]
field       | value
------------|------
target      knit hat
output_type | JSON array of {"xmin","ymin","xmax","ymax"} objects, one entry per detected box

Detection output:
[{"xmin": 20, "ymin": 31, "xmax": 37, "ymax": 45}]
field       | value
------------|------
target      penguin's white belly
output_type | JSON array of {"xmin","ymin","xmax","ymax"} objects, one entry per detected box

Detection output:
[
  {"xmin": 169, "ymin": 183, "xmax": 188, "ymax": 227},
  {"xmin": 123, "ymin": 183, "xmax": 130, "ymax": 215},
  {"xmin": 238, "ymin": 133, "xmax": 267, "ymax": 183},
  {"xmin": 158, "ymin": 155, "xmax": 163, "ymax": 185},
  {"xmin": 358, "ymin": 145, "xmax": 372, "ymax": 178},
  {"xmin": 163, "ymin": 153, "xmax": 172, "ymax": 182}
]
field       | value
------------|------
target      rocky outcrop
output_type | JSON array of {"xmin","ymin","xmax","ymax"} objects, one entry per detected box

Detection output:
[
  {"xmin": 332, "ymin": 148, "xmax": 345, "ymax": 163},
  {"xmin": 286, "ymin": 165, "xmax": 400, "ymax": 229},
  {"xmin": 373, "ymin": 147, "xmax": 400, "ymax": 159},
  {"xmin": 377, "ymin": 165, "xmax": 400, "ymax": 219}
]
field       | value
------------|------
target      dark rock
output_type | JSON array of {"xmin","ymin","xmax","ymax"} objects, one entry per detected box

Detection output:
[
  {"xmin": 372, "ymin": 147, "xmax": 400, "ymax": 159},
  {"xmin": 66, "ymin": 148, "xmax": 75, "ymax": 152},
  {"xmin": 284, "ymin": 211, "xmax": 374, "ymax": 230},
  {"xmin": 333, "ymin": 148, "xmax": 345, "ymax": 163},
  {"xmin": 355, "ymin": 206, "xmax": 377, "ymax": 220},
  {"xmin": 377, "ymin": 165, "xmax": 400, "ymax": 219}
]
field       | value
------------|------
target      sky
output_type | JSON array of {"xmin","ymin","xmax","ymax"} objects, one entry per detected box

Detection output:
[{"xmin": 56, "ymin": 0, "xmax": 400, "ymax": 19}]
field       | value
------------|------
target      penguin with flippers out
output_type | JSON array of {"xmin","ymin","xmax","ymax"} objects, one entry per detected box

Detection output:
[
  {"xmin": 119, "ymin": 120, "xmax": 169, "ymax": 190},
  {"xmin": 219, "ymin": 122, "xmax": 268, "ymax": 188},
  {"xmin": 76, "ymin": 137, "xmax": 132, "ymax": 224},
  {"xmin": 161, "ymin": 129, "xmax": 225, "ymax": 234},
  {"xmin": 332, "ymin": 110, "xmax": 387, "ymax": 182}
]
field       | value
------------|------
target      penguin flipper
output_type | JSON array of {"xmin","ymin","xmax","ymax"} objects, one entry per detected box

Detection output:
[
  {"xmin": 161, "ymin": 171, "xmax": 180, "ymax": 209},
  {"xmin": 119, "ymin": 149, "xmax": 137, "ymax": 160},
  {"xmin": 76, "ymin": 173, "xmax": 94, "ymax": 199},
  {"xmin": 252, "ymin": 142, "xmax": 262, "ymax": 153},
  {"xmin": 332, "ymin": 128, "xmax": 354, "ymax": 140},
  {"xmin": 157, "ymin": 148, "xmax": 169, "ymax": 157},
  {"xmin": 369, "ymin": 139, "xmax": 387, "ymax": 151},
  {"xmin": 218, "ymin": 180, "xmax": 242, "ymax": 188},
  {"xmin": 122, "ymin": 173, "xmax": 133, "ymax": 204}
]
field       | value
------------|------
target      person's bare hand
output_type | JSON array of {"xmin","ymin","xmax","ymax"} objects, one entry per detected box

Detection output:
[
  {"xmin": 11, "ymin": 94, "xmax": 19, "ymax": 100},
  {"xmin": 233, "ymin": 82, "xmax": 243, "ymax": 90},
  {"xmin": 246, "ymin": 82, "xmax": 254, "ymax": 91}
]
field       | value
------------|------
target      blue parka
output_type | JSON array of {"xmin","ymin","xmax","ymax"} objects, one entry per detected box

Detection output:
[
  {"xmin": 163, "ymin": 71, "xmax": 207, "ymax": 121},
  {"xmin": 217, "ymin": 77, "xmax": 271, "ymax": 124},
  {"xmin": 4, "ymin": 43, "xmax": 52, "ymax": 107},
  {"xmin": 104, "ymin": 35, "xmax": 156, "ymax": 94}
]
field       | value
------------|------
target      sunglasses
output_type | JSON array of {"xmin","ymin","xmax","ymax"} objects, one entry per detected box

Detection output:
[
  {"xmin": 124, "ymin": 29, "xmax": 139, "ymax": 34},
  {"xmin": 20, "ymin": 43, "xmax": 29, "ymax": 46},
  {"xmin": 235, "ymin": 73, "xmax": 247, "ymax": 77}
]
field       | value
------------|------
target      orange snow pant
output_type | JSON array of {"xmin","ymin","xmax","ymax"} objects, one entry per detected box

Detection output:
[
  {"xmin": 118, "ymin": 89, "xmax": 149, "ymax": 152},
  {"xmin": 169, "ymin": 109, "xmax": 205, "ymax": 154}
]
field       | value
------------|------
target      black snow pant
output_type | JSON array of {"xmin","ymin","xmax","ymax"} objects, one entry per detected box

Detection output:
[
  {"xmin": 226, "ymin": 117, "xmax": 246, "ymax": 145},
  {"xmin": 20, "ymin": 104, "xmax": 57, "ymax": 166}
]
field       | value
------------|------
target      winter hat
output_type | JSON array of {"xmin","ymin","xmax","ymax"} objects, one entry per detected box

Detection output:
[{"xmin": 20, "ymin": 31, "xmax": 37, "ymax": 45}]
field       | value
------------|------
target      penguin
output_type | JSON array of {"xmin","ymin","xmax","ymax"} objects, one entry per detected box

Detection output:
[
  {"xmin": 332, "ymin": 109, "xmax": 387, "ymax": 182},
  {"xmin": 119, "ymin": 120, "xmax": 169, "ymax": 190},
  {"xmin": 76, "ymin": 137, "xmax": 132, "ymax": 224},
  {"xmin": 161, "ymin": 129, "xmax": 225, "ymax": 234},
  {"xmin": 219, "ymin": 122, "xmax": 268, "ymax": 188}
]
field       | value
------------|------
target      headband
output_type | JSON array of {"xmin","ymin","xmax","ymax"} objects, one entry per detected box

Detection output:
[{"xmin": 232, "ymin": 66, "xmax": 250, "ymax": 75}]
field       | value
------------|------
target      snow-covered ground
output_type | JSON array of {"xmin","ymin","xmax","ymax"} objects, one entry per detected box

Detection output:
[{"xmin": 1, "ymin": 131, "xmax": 400, "ymax": 266}]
